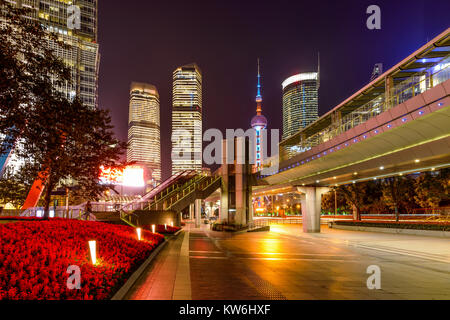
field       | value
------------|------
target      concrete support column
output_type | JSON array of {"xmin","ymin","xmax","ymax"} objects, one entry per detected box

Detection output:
[
  {"xmin": 195, "ymin": 199, "xmax": 202, "ymax": 228},
  {"xmin": 219, "ymin": 188, "xmax": 228, "ymax": 222},
  {"xmin": 297, "ymin": 186, "xmax": 329, "ymax": 233},
  {"xmin": 189, "ymin": 203, "xmax": 194, "ymax": 220},
  {"xmin": 219, "ymin": 140, "xmax": 229, "ymax": 223}
]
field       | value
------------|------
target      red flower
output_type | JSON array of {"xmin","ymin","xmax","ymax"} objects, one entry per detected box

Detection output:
[{"xmin": 0, "ymin": 219, "xmax": 164, "ymax": 300}]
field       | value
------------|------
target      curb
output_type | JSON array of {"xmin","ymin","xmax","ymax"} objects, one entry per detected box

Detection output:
[
  {"xmin": 247, "ymin": 226, "xmax": 271, "ymax": 233},
  {"xmin": 111, "ymin": 239, "xmax": 168, "ymax": 300},
  {"xmin": 173, "ymin": 228, "xmax": 183, "ymax": 237}
]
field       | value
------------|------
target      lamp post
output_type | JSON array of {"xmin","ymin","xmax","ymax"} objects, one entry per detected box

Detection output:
[
  {"xmin": 136, "ymin": 228, "xmax": 142, "ymax": 240},
  {"xmin": 88, "ymin": 240, "xmax": 97, "ymax": 265}
]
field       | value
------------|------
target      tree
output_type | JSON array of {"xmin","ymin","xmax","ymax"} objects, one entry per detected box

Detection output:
[
  {"xmin": 0, "ymin": 2, "xmax": 70, "ymax": 156},
  {"xmin": 336, "ymin": 183, "xmax": 368, "ymax": 221},
  {"xmin": 14, "ymin": 98, "xmax": 127, "ymax": 218},
  {"xmin": 381, "ymin": 176, "xmax": 417, "ymax": 221},
  {"xmin": 0, "ymin": 167, "xmax": 28, "ymax": 209},
  {"xmin": 415, "ymin": 171, "xmax": 449, "ymax": 211},
  {"xmin": 321, "ymin": 188, "xmax": 348, "ymax": 214}
]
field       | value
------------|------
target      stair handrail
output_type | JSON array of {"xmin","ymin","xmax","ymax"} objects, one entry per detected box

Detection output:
[
  {"xmin": 120, "ymin": 170, "xmax": 196, "ymax": 213},
  {"xmin": 146, "ymin": 174, "xmax": 206, "ymax": 210}
]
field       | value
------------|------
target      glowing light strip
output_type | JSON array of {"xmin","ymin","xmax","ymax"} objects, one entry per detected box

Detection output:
[{"xmin": 282, "ymin": 73, "xmax": 318, "ymax": 89}]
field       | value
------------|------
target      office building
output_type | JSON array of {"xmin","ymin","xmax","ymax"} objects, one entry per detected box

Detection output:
[
  {"xmin": 127, "ymin": 82, "xmax": 161, "ymax": 186},
  {"xmin": 282, "ymin": 72, "xmax": 319, "ymax": 140},
  {"xmin": 171, "ymin": 63, "xmax": 203, "ymax": 175}
]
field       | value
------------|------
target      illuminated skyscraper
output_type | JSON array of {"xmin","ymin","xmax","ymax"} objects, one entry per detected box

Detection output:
[
  {"xmin": 250, "ymin": 59, "xmax": 268, "ymax": 172},
  {"xmin": 282, "ymin": 72, "xmax": 319, "ymax": 140},
  {"xmin": 171, "ymin": 63, "xmax": 203, "ymax": 175},
  {"xmin": 4, "ymin": 0, "xmax": 100, "ymax": 109},
  {"xmin": 127, "ymin": 83, "xmax": 161, "ymax": 186},
  {"xmin": 1, "ymin": 0, "xmax": 100, "ymax": 176}
]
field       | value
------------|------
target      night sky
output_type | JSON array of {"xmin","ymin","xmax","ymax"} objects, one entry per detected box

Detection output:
[{"xmin": 98, "ymin": 0, "xmax": 450, "ymax": 180}]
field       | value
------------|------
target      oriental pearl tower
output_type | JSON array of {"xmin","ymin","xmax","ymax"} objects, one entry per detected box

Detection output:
[{"xmin": 251, "ymin": 59, "xmax": 268, "ymax": 172}]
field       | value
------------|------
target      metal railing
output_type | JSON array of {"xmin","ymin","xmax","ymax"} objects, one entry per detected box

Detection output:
[
  {"xmin": 165, "ymin": 175, "xmax": 221, "ymax": 211},
  {"xmin": 20, "ymin": 206, "xmax": 97, "ymax": 221},
  {"xmin": 281, "ymin": 56, "xmax": 450, "ymax": 161}
]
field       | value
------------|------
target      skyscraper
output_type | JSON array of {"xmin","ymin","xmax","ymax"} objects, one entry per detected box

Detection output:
[
  {"xmin": 22, "ymin": 0, "xmax": 100, "ymax": 109},
  {"xmin": 282, "ymin": 72, "xmax": 319, "ymax": 140},
  {"xmin": 171, "ymin": 63, "xmax": 203, "ymax": 175},
  {"xmin": 127, "ymin": 83, "xmax": 161, "ymax": 186},
  {"xmin": 1, "ymin": 0, "xmax": 100, "ymax": 176},
  {"xmin": 250, "ymin": 59, "xmax": 268, "ymax": 172}
]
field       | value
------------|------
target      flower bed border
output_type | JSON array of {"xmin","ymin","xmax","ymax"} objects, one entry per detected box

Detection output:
[
  {"xmin": 111, "ymin": 229, "xmax": 184, "ymax": 300},
  {"xmin": 111, "ymin": 240, "xmax": 167, "ymax": 300}
]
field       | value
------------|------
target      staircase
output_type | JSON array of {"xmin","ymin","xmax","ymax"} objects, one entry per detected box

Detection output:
[
  {"xmin": 160, "ymin": 175, "xmax": 222, "ymax": 213},
  {"xmin": 116, "ymin": 172, "xmax": 221, "ymax": 227}
]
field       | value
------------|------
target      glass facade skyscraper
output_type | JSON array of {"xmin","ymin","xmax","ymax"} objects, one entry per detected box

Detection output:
[
  {"xmin": 171, "ymin": 63, "xmax": 203, "ymax": 175},
  {"xmin": 4, "ymin": 0, "xmax": 100, "ymax": 109},
  {"xmin": 282, "ymin": 72, "xmax": 319, "ymax": 140},
  {"xmin": 127, "ymin": 83, "xmax": 161, "ymax": 186},
  {"xmin": 1, "ymin": 0, "xmax": 100, "ymax": 176}
]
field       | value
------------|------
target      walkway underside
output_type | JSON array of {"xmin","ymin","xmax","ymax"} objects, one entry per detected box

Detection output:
[{"xmin": 258, "ymin": 79, "xmax": 450, "ymax": 188}]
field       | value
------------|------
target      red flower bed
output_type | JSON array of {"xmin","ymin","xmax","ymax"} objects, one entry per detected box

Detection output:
[
  {"xmin": 143, "ymin": 224, "xmax": 181, "ymax": 234},
  {"xmin": 334, "ymin": 220, "xmax": 450, "ymax": 231},
  {"xmin": 0, "ymin": 219, "xmax": 164, "ymax": 300}
]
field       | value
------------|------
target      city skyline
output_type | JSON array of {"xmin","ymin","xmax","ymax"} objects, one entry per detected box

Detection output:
[
  {"xmin": 98, "ymin": 0, "xmax": 449, "ymax": 180},
  {"xmin": 0, "ymin": 0, "xmax": 449, "ymax": 306}
]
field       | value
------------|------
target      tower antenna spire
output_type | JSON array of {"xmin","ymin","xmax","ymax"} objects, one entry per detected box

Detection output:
[
  {"xmin": 317, "ymin": 52, "xmax": 321, "ymax": 90},
  {"xmin": 256, "ymin": 58, "xmax": 262, "ymax": 102}
]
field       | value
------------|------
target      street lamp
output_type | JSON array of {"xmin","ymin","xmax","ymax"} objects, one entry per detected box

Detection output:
[
  {"xmin": 88, "ymin": 240, "xmax": 97, "ymax": 265},
  {"xmin": 136, "ymin": 228, "xmax": 142, "ymax": 241}
]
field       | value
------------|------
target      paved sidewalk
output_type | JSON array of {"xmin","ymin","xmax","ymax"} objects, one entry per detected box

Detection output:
[
  {"xmin": 271, "ymin": 224, "xmax": 450, "ymax": 263},
  {"xmin": 125, "ymin": 223, "xmax": 450, "ymax": 300},
  {"xmin": 125, "ymin": 231, "xmax": 190, "ymax": 300}
]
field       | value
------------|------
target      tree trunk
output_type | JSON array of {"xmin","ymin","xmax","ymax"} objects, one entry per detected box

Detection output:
[
  {"xmin": 352, "ymin": 204, "xmax": 361, "ymax": 221},
  {"xmin": 390, "ymin": 178, "xmax": 400, "ymax": 222}
]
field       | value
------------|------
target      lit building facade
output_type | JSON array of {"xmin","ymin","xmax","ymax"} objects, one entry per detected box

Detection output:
[
  {"xmin": 127, "ymin": 83, "xmax": 161, "ymax": 186},
  {"xmin": 1, "ymin": 0, "xmax": 100, "ymax": 176},
  {"xmin": 4, "ymin": 0, "xmax": 101, "ymax": 109},
  {"xmin": 282, "ymin": 72, "xmax": 319, "ymax": 140},
  {"xmin": 171, "ymin": 63, "xmax": 203, "ymax": 175},
  {"xmin": 250, "ymin": 60, "xmax": 268, "ymax": 172}
]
